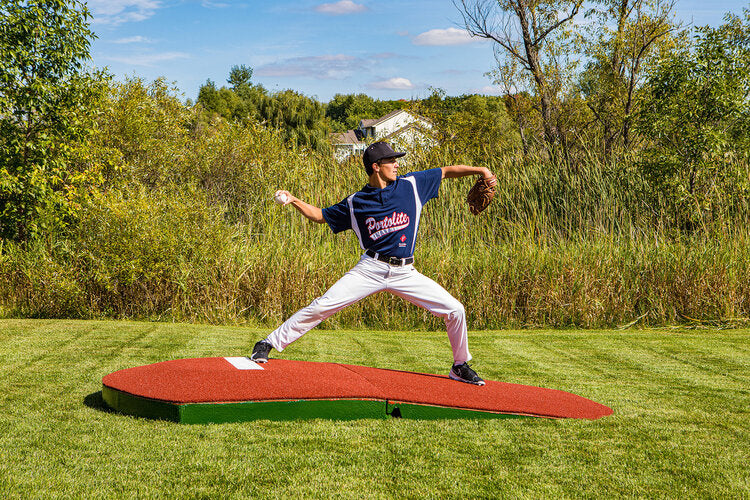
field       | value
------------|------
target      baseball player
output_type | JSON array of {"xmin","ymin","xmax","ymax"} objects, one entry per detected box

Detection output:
[{"xmin": 251, "ymin": 141, "xmax": 496, "ymax": 385}]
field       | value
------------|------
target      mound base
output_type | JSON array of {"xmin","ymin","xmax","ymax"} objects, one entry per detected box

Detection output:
[{"xmin": 102, "ymin": 357, "xmax": 613, "ymax": 423}]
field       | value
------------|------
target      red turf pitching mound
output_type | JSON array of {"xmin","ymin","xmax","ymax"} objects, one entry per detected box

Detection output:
[{"xmin": 101, "ymin": 358, "xmax": 613, "ymax": 423}]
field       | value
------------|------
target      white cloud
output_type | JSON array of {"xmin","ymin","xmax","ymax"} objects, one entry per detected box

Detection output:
[
  {"xmin": 256, "ymin": 54, "xmax": 365, "ymax": 80},
  {"xmin": 471, "ymin": 85, "xmax": 505, "ymax": 95},
  {"xmin": 112, "ymin": 36, "xmax": 152, "ymax": 44},
  {"xmin": 201, "ymin": 1, "xmax": 231, "ymax": 7},
  {"xmin": 367, "ymin": 77, "xmax": 415, "ymax": 90},
  {"xmin": 87, "ymin": 0, "xmax": 161, "ymax": 25},
  {"xmin": 412, "ymin": 27, "xmax": 478, "ymax": 46},
  {"xmin": 106, "ymin": 52, "xmax": 190, "ymax": 67},
  {"xmin": 314, "ymin": 1, "xmax": 367, "ymax": 15}
]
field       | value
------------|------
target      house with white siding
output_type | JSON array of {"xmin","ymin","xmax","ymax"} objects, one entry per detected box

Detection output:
[{"xmin": 331, "ymin": 109, "xmax": 433, "ymax": 162}]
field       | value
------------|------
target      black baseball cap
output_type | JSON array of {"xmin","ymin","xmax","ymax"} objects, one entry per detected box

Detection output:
[{"xmin": 362, "ymin": 141, "xmax": 406, "ymax": 168}]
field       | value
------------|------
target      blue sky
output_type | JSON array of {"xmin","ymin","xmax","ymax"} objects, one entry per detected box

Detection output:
[{"xmin": 86, "ymin": 0, "xmax": 749, "ymax": 103}]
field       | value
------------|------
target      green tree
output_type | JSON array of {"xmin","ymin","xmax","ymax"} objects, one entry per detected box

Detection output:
[
  {"xmin": 197, "ymin": 67, "xmax": 329, "ymax": 153},
  {"xmin": 456, "ymin": 0, "xmax": 584, "ymax": 150},
  {"xmin": 95, "ymin": 77, "xmax": 193, "ymax": 188},
  {"xmin": 417, "ymin": 89, "xmax": 521, "ymax": 162},
  {"xmin": 637, "ymin": 10, "xmax": 750, "ymax": 229},
  {"xmin": 0, "ymin": 0, "xmax": 100, "ymax": 241},
  {"xmin": 580, "ymin": 0, "xmax": 680, "ymax": 158},
  {"xmin": 259, "ymin": 89, "xmax": 331, "ymax": 152},
  {"xmin": 227, "ymin": 64, "xmax": 253, "ymax": 89},
  {"xmin": 197, "ymin": 79, "xmax": 244, "ymax": 121}
]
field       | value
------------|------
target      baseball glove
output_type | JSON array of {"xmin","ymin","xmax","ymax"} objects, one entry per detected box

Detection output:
[{"xmin": 467, "ymin": 175, "xmax": 497, "ymax": 215}]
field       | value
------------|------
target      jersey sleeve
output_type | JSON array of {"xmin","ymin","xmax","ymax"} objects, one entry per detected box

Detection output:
[
  {"xmin": 321, "ymin": 197, "xmax": 352, "ymax": 234},
  {"xmin": 407, "ymin": 167, "xmax": 442, "ymax": 205}
]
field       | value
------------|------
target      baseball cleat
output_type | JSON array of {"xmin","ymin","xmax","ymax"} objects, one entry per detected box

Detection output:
[
  {"xmin": 250, "ymin": 340, "xmax": 272, "ymax": 363},
  {"xmin": 449, "ymin": 362, "xmax": 485, "ymax": 386}
]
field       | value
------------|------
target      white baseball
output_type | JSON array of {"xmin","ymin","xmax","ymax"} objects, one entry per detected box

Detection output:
[{"xmin": 274, "ymin": 192, "xmax": 289, "ymax": 205}]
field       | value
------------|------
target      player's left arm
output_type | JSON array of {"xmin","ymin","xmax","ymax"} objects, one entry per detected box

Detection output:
[{"xmin": 441, "ymin": 165, "xmax": 496, "ymax": 184}]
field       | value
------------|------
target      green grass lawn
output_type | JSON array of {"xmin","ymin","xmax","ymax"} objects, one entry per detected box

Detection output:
[{"xmin": 0, "ymin": 320, "xmax": 747, "ymax": 498}]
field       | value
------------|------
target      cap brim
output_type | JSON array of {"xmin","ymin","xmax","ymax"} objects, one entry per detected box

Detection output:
[{"xmin": 385, "ymin": 152, "xmax": 407, "ymax": 159}]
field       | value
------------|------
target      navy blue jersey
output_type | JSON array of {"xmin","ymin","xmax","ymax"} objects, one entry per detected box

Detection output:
[{"xmin": 322, "ymin": 168, "xmax": 442, "ymax": 258}]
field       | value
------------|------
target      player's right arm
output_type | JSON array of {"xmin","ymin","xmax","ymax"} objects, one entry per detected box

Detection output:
[{"xmin": 277, "ymin": 190, "xmax": 325, "ymax": 224}]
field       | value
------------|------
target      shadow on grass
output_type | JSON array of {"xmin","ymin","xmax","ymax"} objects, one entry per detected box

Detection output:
[{"xmin": 83, "ymin": 391, "xmax": 117, "ymax": 414}]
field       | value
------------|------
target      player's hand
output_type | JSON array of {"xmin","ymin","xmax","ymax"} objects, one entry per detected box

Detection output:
[
  {"xmin": 274, "ymin": 189, "xmax": 295, "ymax": 206},
  {"xmin": 480, "ymin": 168, "xmax": 497, "ymax": 187}
]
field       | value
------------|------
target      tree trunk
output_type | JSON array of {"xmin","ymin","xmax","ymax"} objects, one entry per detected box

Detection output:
[{"xmin": 515, "ymin": 3, "xmax": 556, "ymax": 147}]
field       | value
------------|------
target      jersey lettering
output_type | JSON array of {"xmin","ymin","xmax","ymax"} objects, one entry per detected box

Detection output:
[{"xmin": 365, "ymin": 212, "xmax": 410, "ymax": 241}]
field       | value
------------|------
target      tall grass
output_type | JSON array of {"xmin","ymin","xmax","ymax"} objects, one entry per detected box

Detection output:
[
  {"xmin": 1, "ymin": 78, "xmax": 749, "ymax": 327},
  {"xmin": 1, "ymin": 187, "xmax": 748, "ymax": 327}
]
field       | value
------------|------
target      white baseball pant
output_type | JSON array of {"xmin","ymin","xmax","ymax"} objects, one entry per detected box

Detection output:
[{"xmin": 265, "ymin": 254, "xmax": 471, "ymax": 364}]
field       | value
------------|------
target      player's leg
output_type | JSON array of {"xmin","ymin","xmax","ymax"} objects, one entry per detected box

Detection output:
[
  {"xmin": 387, "ymin": 266, "xmax": 470, "ymax": 363},
  {"xmin": 386, "ymin": 265, "xmax": 484, "ymax": 385},
  {"xmin": 252, "ymin": 256, "xmax": 386, "ymax": 361}
]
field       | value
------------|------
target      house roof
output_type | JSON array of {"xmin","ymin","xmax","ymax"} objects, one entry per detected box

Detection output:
[
  {"xmin": 330, "ymin": 129, "xmax": 364, "ymax": 145},
  {"xmin": 360, "ymin": 109, "xmax": 406, "ymax": 128}
]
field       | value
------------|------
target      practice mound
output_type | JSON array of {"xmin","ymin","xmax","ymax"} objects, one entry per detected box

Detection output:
[{"xmin": 102, "ymin": 357, "xmax": 613, "ymax": 423}]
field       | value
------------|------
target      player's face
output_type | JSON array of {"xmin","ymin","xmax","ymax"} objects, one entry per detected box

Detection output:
[{"xmin": 377, "ymin": 158, "xmax": 399, "ymax": 181}]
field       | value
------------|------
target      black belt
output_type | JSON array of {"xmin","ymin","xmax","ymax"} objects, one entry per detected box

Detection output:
[{"xmin": 365, "ymin": 249, "xmax": 414, "ymax": 266}]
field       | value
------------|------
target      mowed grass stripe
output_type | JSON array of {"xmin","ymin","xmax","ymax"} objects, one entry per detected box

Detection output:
[
  {"xmin": 662, "ymin": 334, "xmax": 750, "ymax": 383},
  {"xmin": 481, "ymin": 333, "xmax": 618, "ymax": 390},
  {"xmin": 585, "ymin": 335, "xmax": 749, "ymax": 418},
  {"xmin": 609, "ymin": 334, "xmax": 748, "ymax": 393},
  {"xmin": 0, "ymin": 320, "xmax": 748, "ymax": 498}
]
